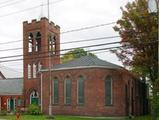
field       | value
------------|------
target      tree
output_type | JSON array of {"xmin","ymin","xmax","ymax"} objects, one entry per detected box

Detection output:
[
  {"xmin": 113, "ymin": 0, "xmax": 158, "ymax": 119},
  {"xmin": 61, "ymin": 48, "xmax": 96, "ymax": 63}
]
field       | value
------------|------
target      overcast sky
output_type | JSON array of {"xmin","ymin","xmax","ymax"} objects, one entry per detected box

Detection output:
[{"xmin": 0, "ymin": 0, "xmax": 134, "ymax": 77}]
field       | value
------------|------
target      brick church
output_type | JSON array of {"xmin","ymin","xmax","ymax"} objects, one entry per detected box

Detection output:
[{"xmin": 0, "ymin": 17, "xmax": 148, "ymax": 116}]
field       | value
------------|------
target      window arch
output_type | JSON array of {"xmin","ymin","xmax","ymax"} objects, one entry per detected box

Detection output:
[
  {"xmin": 33, "ymin": 63, "xmax": 37, "ymax": 78},
  {"xmin": 30, "ymin": 90, "xmax": 39, "ymax": 105},
  {"xmin": 105, "ymin": 76, "xmax": 113, "ymax": 106},
  {"xmin": 64, "ymin": 76, "xmax": 71, "ymax": 105},
  {"xmin": 35, "ymin": 32, "xmax": 41, "ymax": 52},
  {"xmin": 48, "ymin": 34, "xmax": 56, "ymax": 54},
  {"xmin": 28, "ymin": 64, "xmax": 31, "ymax": 79},
  {"xmin": 38, "ymin": 61, "xmax": 42, "ymax": 71},
  {"xmin": 77, "ymin": 75, "xmax": 84, "ymax": 105},
  {"xmin": 28, "ymin": 33, "xmax": 33, "ymax": 52},
  {"xmin": 53, "ymin": 77, "xmax": 59, "ymax": 104}
]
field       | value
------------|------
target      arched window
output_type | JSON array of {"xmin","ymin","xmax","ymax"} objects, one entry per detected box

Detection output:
[
  {"xmin": 77, "ymin": 75, "xmax": 84, "ymax": 105},
  {"xmin": 28, "ymin": 64, "xmax": 31, "ymax": 79},
  {"xmin": 53, "ymin": 77, "xmax": 59, "ymax": 104},
  {"xmin": 105, "ymin": 76, "xmax": 113, "ymax": 106},
  {"xmin": 30, "ymin": 90, "xmax": 39, "ymax": 105},
  {"xmin": 28, "ymin": 33, "xmax": 33, "ymax": 52},
  {"xmin": 48, "ymin": 34, "xmax": 56, "ymax": 54},
  {"xmin": 33, "ymin": 63, "xmax": 37, "ymax": 78},
  {"xmin": 17, "ymin": 97, "xmax": 22, "ymax": 106},
  {"xmin": 38, "ymin": 62, "xmax": 42, "ymax": 71},
  {"xmin": 64, "ymin": 76, "xmax": 71, "ymax": 105},
  {"xmin": 35, "ymin": 32, "xmax": 41, "ymax": 52}
]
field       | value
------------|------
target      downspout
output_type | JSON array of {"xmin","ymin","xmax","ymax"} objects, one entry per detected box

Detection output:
[{"xmin": 41, "ymin": 72, "xmax": 43, "ymax": 112}]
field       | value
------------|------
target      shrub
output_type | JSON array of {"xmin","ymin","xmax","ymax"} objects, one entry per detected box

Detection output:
[
  {"xmin": 45, "ymin": 115, "xmax": 55, "ymax": 120},
  {"xmin": 28, "ymin": 104, "xmax": 42, "ymax": 115},
  {"xmin": 0, "ymin": 108, "xmax": 7, "ymax": 116}
]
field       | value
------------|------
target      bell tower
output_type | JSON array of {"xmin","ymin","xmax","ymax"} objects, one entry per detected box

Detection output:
[{"xmin": 23, "ymin": 17, "xmax": 60, "ymax": 106}]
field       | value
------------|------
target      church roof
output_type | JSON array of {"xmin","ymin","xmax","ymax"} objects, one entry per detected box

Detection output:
[
  {"xmin": 0, "ymin": 65, "xmax": 23, "ymax": 78},
  {"xmin": 51, "ymin": 56, "xmax": 123, "ymax": 71},
  {"xmin": 0, "ymin": 78, "xmax": 23, "ymax": 95}
]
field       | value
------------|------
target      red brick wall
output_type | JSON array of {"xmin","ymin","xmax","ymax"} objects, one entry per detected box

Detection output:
[
  {"xmin": 23, "ymin": 17, "xmax": 60, "ymax": 107},
  {"xmin": 42, "ymin": 68, "xmax": 126, "ymax": 116}
]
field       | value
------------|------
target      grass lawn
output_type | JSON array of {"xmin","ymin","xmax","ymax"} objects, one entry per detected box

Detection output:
[{"xmin": 0, "ymin": 115, "xmax": 154, "ymax": 120}]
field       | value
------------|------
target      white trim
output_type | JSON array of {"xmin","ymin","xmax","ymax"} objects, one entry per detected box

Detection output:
[
  {"xmin": 7, "ymin": 98, "xmax": 10, "ymax": 111},
  {"xmin": 14, "ymin": 98, "xmax": 16, "ymax": 110},
  {"xmin": 41, "ymin": 66, "xmax": 122, "ymax": 72}
]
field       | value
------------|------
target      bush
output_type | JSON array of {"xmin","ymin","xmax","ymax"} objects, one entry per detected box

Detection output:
[
  {"xmin": 28, "ymin": 104, "xmax": 42, "ymax": 115},
  {"xmin": 0, "ymin": 108, "xmax": 7, "ymax": 116},
  {"xmin": 45, "ymin": 115, "xmax": 55, "ymax": 120}
]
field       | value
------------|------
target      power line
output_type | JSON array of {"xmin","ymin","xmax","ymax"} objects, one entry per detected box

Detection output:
[
  {"xmin": 0, "ymin": 0, "xmax": 25, "ymax": 9},
  {"xmin": 0, "ymin": 0, "xmax": 65, "ymax": 19},
  {"xmin": 0, "ymin": 35, "xmax": 120, "ymax": 51},
  {"xmin": 0, "ymin": 46, "xmax": 122, "ymax": 63},
  {"xmin": 0, "ymin": 27, "xmax": 118, "ymax": 45},
  {"xmin": 0, "ymin": 40, "xmax": 121, "ymax": 59},
  {"xmin": 0, "ymin": 40, "xmax": 157, "ymax": 62},
  {"xmin": 61, "ymin": 22, "xmax": 115, "ymax": 34},
  {"xmin": 0, "ymin": 40, "xmax": 22, "ymax": 45},
  {"xmin": 0, "ymin": 0, "xmax": 17, "ymax": 5}
]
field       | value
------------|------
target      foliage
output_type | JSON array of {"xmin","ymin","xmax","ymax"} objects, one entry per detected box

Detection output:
[
  {"xmin": 0, "ymin": 108, "xmax": 7, "ymax": 116},
  {"xmin": 45, "ymin": 115, "xmax": 55, "ymax": 120},
  {"xmin": 61, "ymin": 48, "xmax": 97, "ymax": 63},
  {"xmin": 113, "ymin": 0, "xmax": 158, "ymax": 120},
  {"xmin": 28, "ymin": 104, "xmax": 42, "ymax": 115}
]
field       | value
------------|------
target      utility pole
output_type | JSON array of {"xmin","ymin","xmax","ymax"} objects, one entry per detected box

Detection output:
[
  {"xmin": 48, "ymin": 0, "xmax": 50, "ymax": 21},
  {"xmin": 47, "ymin": 0, "xmax": 52, "ymax": 116}
]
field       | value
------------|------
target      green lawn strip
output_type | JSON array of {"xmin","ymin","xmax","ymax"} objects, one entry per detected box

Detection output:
[
  {"xmin": 0, "ymin": 115, "xmax": 122, "ymax": 120},
  {"xmin": 0, "ymin": 115, "xmax": 155, "ymax": 120}
]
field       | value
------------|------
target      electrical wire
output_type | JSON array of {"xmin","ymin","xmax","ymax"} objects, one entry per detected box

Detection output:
[
  {"xmin": 0, "ymin": 35, "xmax": 120, "ymax": 51},
  {"xmin": 0, "ymin": 0, "xmax": 65, "ymax": 18},
  {"xmin": 0, "ymin": 40, "xmax": 157, "ymax": 63},
  {"xmin": 0, "ymin": 45, "xmax": 122, "ymax": 63},
  {"xmin": 0, "ymin": 31, "xmax": 118, "ymax": 46},
  {"xmin": 0, "ymin": 0, "xmax": 18, "ymax": 5},
  {"xmin": 0, "ymin": 40, "xmax": 121, "ymax": 59},
  {"xmin": 61, "ymin": 22, "xmax": 115, "ymax": 34},
  {"xmin": 0, "ymin": 0, "xmax": 26, "ymax": 9}
]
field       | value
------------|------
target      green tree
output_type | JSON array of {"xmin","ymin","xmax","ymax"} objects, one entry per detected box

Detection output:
[
  {"xmin": 113, "ymin": 0, "xmax": 158, "ymax": 119},
  {"xmin": 61, "ymin": 48, "xmax": 96, "ymax": 63}
]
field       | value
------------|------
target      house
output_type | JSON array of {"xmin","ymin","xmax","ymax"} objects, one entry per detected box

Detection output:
[
  {"xmin": 0, "ymin": 78, "xmax": 23, "ymax": 112},
  {"xmin": 22, "ymin": 17, "xmax": 148, "ymax": 116},
  {"xmin": 0, "ymin": 66, "xmax": 23, "ymax": 112}
]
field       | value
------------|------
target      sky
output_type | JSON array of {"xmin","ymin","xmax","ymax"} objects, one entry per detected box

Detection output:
[{"xmin": 0, "ymin": 0, "xmax": 134, "ymax": 77}]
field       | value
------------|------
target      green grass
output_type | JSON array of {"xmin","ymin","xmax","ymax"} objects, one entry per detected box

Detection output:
[{"xmin": 0, "ymin": 115, "xmax": 155, "ymax": 120}]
